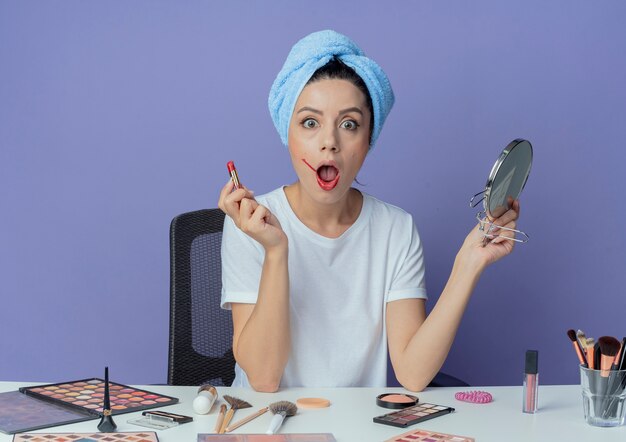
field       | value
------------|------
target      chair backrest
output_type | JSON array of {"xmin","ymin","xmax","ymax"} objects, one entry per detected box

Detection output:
[{"xmin": 167, "ymin": 208, "xmax": 235, "ymax": 386}]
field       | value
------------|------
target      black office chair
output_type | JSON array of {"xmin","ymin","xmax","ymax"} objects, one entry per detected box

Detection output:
[
  {"xmin": 168, "ymin": 208, "xmax": 235, "ymax": 386},
  {"xmin": 167, "ymin": 208, "xmax": 467, "ymax": 388}
]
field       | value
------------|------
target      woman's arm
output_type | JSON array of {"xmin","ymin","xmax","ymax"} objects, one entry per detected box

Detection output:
[
  {"xmin": 218, "ymin": 180, "xmax": 291, "ymax": 392},
  {"xmin": 387, "ymin": 202, "xmax": 520, "ymax": 391},
  {"xmin": 231, "ymin": 244, "xmax": 290, "ymax": 392}
]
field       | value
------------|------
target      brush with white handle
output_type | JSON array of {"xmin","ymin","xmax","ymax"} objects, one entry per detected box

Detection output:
[{"xmin": 266, "ymin": 400, "xmax": 297, "ymax": 434}]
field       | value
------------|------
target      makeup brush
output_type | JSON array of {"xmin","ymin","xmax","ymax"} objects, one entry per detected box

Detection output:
[
  {"xmin": 567, "ymin": 329, "xmax": 588, "ymax": 367},
  {"xmin": 214, "ymin": 404, "xmax": 227, "ymax": 433},
  {"xmin": 97, "ymin": 366, "xmax": 117, "ymax": 432},
  {"xmin": 593, "ymin": 342, "xmax": 601, "ymax": 372},
  {"xmin": 225, "ymin": 406, "xmax": 269, "ymax": 432},
  {"xmin": 266, "ymin": 400, "xmax": 297, "ymax": 434},
  {"xmin": 586, "ymin": 338, "xmax": 595, "ymax": 369},
  {"xmin": 577, "ymin": 330, "xmax": 588, "ymax": 353},
  {"xmin": 618, "ymin": 338, "xmax": 626, "ymax": 371},
  {"xmin": 612, "ymin": 338, "xmax": 625, "ymax": 371},
  {"xmin": 219, "ymin": 395, "xmax": 252, "ymax": 434},
  {"xmin": 603, "ymin": 338, "xmax": 626, "ymax": 419},
  {"xmin": 596, "ymin": 336, "xmax": 622, "ymax": 417},
  {"xmin": 598, "ymin": 336, "xmax": 621, "ymax": 377}
]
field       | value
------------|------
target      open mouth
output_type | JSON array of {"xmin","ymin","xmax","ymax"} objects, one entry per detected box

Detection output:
[{"xmin": 301, "ymin": 159, "xmax": 340, "ymax": 191}]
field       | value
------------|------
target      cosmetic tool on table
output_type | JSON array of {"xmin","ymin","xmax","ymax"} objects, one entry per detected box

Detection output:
[
  {"xmin": 296, "ymin": 397, "xmax": 330, "ymax": 409},
  {"xmin": 615, "ymin": 338, "xmax": 626, "ymax": 372},
  {"xmin": 12, "ymin": 432, "xmax": 159, "ymax": 442},
  {"xmin": 373, "ymin": 402, "xmax": 455, "ymax": 428},
  {"xmin": 454, "ymin": 390, "xmax": 493, "ymax": 404},
  {"xmin": 266, "ymin": 401, "xmax": 297, "ymax": 434},
  {"xmin": 576, "ymin": 330, "xmax": 589, "ymax": 357},
  {"xmin": 193, "ymin": 384, "xmax": 218, "ymax": 415},
  {"xmin": 18, "ymin": 376, "xmax": 178, "ymax": 416},
  {"xmin": 128, "ymin": 410, "xmax": 193, "ymax": 430},
  {"xmin": 567, "ymin": 329, "xmax": 588, "ymax": 368},
  {"xmin": 376, "ymin": 393, "xmax": 418, "ymax": 409},
  {"xmin": 0, "ymin": 371, "xmax": 178, "ymax": 434},
  {"xmin": 97, "ymin": 366, "xmax": 116, "ymax": 432},
  {"xmin": 384, "ymin": 428, "xmax": 475, "ymax": 442},
  {"xmin": 225, "ymin": 406, "xmax": 269, "ymax": 432},
  {"xmin": 566, "ymin": 330, "xmax": 624, "ymax": 372},
  {"xmin": 597, "ymin": 336, "xmax": 622, "ymax": 416},
  {"xmin": 218, "ymin": 395, "xmax": 252, "ymax": 434},
  {"xmin": 598, "ymin": 337, "xmax": 621, "ymax": 376},
  {"xmin": 604, "ymin": 337, "xmax": 626, "ymax": 417},
  {"xmin": 566, "ymin": 329, "xmax": 626, "ymax": 421},
  {"xmin": 586, "ymin": 338, "xmax": 595, "ymax": 368},
  {"xmin": 197, "ymin": 435, "xmax": 336, "ymax": 441},
  {"xmin": 523, "ymin": 350, "xmax": 539, "ymax": 413},
  {"xmin": 213, "ymin": 404, "xmax": 227, "ymax": 433}
]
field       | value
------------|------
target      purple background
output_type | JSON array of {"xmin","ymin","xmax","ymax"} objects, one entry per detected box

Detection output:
[{"xmin": 1, "ymin": 1, "xmax": 625, "ymax": 387}]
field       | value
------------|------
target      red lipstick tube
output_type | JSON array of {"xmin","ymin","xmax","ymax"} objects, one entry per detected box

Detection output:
[
  {"xmin": 227, "ymin": 161, "xmax": 240, "ymax": 190},
  {"xmin": 523, "ymin": 350, "xmax": 539, "ymax": 413}
]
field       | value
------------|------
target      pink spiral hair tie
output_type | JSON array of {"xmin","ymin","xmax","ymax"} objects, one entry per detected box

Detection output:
[{"xmin": 455, "ymin": 390, "xmax": 493, "ymax": 404}]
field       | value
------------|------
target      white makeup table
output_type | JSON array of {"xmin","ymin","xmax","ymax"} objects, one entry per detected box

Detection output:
[{"xmin": 1, "ymin": 382, "xmax": 625, "ymax": 441}]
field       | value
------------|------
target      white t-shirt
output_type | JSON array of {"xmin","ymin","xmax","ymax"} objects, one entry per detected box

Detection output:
[{"xmin": 220, "ymin": 187, "xmax": 427, "ymax": 388}]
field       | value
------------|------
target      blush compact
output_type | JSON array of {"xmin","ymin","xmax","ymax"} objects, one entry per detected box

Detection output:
[{"xmin": 376, "ymin": 393, "xmax": 419, "ymax": 409}]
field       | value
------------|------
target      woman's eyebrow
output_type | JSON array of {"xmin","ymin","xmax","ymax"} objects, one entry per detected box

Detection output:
[
  {"xmin": 296, "ymin": 106, "xmax": 363, "ymax": 115},
  {"xmin": 296, "ymin": 106, "xmax": 322, "ymax": 115},
  {"xmin": 338, "ymin": 107, "xmax": 363, "ymax": 116}
]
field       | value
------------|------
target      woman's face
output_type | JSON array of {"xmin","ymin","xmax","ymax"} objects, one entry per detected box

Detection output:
[{"xmin": 287, "ymin": 78, "xmax": 371, "ymax": 204}]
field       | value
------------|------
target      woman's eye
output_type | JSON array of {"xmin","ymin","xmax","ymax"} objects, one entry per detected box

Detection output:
[
  {"xmin": 341, "ymin": 120, "xmax": 359, "ymax": 130},
  {"xmin": 302, "ymin": 118, "xmax": 319, "ymax": 128}
]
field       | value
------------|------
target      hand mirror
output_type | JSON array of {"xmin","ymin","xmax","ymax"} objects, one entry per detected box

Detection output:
[{"xmin": 469, "ymin": 138, "xmax": 533, "ymax": 243}]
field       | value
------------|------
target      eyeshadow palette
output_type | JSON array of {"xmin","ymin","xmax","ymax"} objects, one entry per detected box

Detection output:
[
  {"xmin": 197, "ymin": 435, "xmax": 337, "ymax": 442},
  {"xmin": 0, "ymin": 379, "xmax": 178, "ymax": 434},
  {"xmin": 20, "ymin": 378, "xmax": 178, "ymax": 416},
  {"xmin": 384, "ymin": 428, "xmax": 474, "ymax": 442},
  {"xmin": 373, "ymin": 402, "xmax": 455, "ymax": 428},
  {"xmin": 12, "ymin": 431, "xmax": 159, "ymax": 441},
  {"xmin": 0, "ymin": 391, "xmax": 93, "ymax": 434}
]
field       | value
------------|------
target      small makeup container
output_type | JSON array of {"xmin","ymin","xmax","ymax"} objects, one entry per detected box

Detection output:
[
  {"xmin": 523, "ymin": 350, "xmax": 539, "ymax": 413},
  {"xmin": 376, "ymin": 393, "xmax": 419, "ymax": 409},
  {"xmin": 128, "ymin": 410, "xmax": 193, "ymax": 430},
  {"xmin": 192, "ymin": 384, "xmax": 218, "ymax": 415}
]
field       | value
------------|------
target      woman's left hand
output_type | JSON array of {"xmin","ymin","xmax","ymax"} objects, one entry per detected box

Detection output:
[{"xmin": 458, "ymin": 199, "xmax": 521, "ymax": 270}]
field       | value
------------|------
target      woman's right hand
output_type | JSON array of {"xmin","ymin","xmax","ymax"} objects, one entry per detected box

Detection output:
[{"xmin": 218, "ymin": 180, "xmax": 288, "ymax": 251}]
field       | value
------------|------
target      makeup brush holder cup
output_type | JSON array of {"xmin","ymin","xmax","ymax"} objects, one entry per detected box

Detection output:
[{"xmin": 580, "ymin": 366, "xmax": 626, "ymax": 427}]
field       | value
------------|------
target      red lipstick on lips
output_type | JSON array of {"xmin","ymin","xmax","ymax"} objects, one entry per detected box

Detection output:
[{"xmin": 301, "ymin": 159, "xmax": 340, "ymax": 191}]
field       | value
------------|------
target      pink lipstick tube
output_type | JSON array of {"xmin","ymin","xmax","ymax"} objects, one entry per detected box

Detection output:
[{"xmin": 523, "ymin": 350, "xmax": 539, "ymax": 413}]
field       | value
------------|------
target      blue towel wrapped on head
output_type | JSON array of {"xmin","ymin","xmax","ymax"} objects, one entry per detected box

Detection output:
[{"xmin": 268, "ymin": 30, "xmax": 395, "ymax": 150}]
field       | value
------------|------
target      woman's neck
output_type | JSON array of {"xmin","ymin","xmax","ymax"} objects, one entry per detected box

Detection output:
[{"xmin": 283, "ymin": 182, "xmax": 363, "ymax": 238}]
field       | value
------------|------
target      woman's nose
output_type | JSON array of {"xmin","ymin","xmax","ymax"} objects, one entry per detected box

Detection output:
[{"xmin": 320, "ymin": 126, "xmax": 339, "ymax": 152}]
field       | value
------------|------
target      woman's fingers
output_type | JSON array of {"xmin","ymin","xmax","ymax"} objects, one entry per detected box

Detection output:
[
  {"xmin": 512, "ymin": 199, "xmax": 521, "ymax": 218},
  {"xmin": 218, "ymin": 179, "xmax": 256, "ymax": 225},
  {"xmin": 239, "ymin": 198, "xmax": 259, "ymax": 232},
  {"xmin": 248, "ymin": 203, "xmax": 269, "ymax": 230},
  {"xmin": 217, "ymin": 179, "xmax": 235, "ymax": 212},
  {"xmin": 246, "ymin": 204, "xmax": 286, "ymax": 249},
  {"xmin": 486, "ymin": 202, "xmax": 520, "ymax": 235},
  {"xmin": 490, "ymin": 220, "xmax": 517, "ymax": 244}
]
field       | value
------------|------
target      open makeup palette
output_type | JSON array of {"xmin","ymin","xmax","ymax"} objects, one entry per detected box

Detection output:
[
  {"xmin": 12, "ymin": 432, "xmax": 159, "ymax": 442},
  {"xmin": 373, "ymin": 402, "xmax": 455, "ymax": 428},
  {"xmin": 0, "ymin": 378, "xmax": 178, "ymax": 434}
]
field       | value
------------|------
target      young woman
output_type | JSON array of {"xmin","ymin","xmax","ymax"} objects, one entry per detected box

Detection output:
[{"xmin": 217, "ymin": 30, "xmax": 519, "ymax": 392}]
